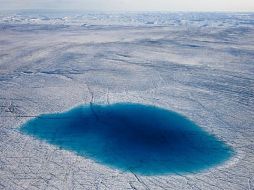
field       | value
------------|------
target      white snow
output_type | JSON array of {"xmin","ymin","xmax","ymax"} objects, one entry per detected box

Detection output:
[{"xmin": 0, "ymin": 11, "xmax": 253, "ymax": 189}]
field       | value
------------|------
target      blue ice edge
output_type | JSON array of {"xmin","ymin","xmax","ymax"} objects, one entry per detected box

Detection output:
[{"xmin": 20, "ymin": 103, "xmax": 234, "ymax": 175}]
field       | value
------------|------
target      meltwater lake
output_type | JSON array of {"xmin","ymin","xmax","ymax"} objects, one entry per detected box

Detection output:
[{"xmin": 20, "ymin": 103, "xmax": 233, "ymax": 175}]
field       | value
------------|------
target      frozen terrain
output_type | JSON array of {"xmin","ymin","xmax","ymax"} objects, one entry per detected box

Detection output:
[{"xmin": 0, "ymin": 10, "xmax": 254, "ymax": 189}]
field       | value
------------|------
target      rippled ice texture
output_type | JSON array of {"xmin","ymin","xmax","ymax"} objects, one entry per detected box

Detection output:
[{"xmin": 0, "ymin": 10, "xmax": 253, "ymax": 189}]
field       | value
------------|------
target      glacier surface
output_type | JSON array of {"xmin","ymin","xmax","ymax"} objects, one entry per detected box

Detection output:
[{"xmin": 0, "ymin": 10, "xmax": 254, "ymax": 189}]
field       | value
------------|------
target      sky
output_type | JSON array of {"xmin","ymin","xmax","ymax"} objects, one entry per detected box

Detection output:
[{"xmin": 0, "ymin": 0, "xmax": 254, "ymax": 12}]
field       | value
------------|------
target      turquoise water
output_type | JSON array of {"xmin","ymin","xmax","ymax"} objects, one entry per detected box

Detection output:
[{"xmin": 20, "ymin": 103, "xmax": 234, "ymax": 175}]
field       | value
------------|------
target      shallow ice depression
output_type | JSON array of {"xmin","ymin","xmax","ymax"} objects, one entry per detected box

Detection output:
[{"xmin": 20, "ymin": 103, "xmax": 234, "ymax": 175}]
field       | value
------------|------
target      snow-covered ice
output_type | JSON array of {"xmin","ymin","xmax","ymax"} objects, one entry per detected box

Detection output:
[{"xmin": 0, "ymin": 10, "xmax": 254, "ymax": 189}]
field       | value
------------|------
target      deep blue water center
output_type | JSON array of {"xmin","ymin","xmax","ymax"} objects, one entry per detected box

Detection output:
[{"xmin": 20, "ymin": 103, "xmax": 233, "ymax": 175}]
